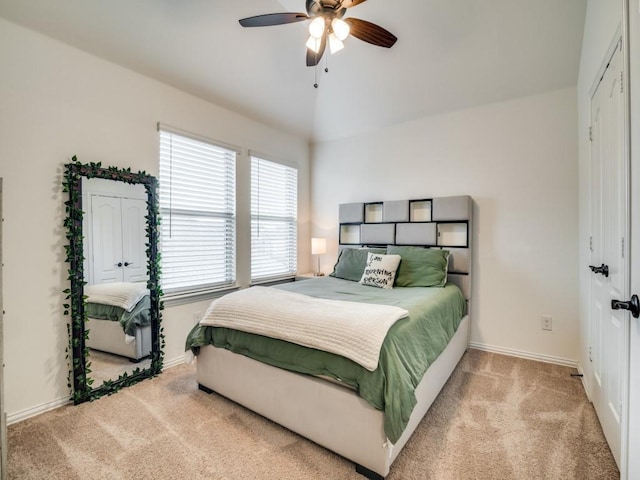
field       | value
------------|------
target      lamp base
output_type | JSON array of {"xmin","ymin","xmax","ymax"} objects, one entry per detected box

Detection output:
[{"xmin": 314, "ymin": 272, "xmax": 325, "ymax": 277}]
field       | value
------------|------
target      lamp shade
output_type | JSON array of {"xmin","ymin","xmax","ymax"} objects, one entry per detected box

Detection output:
[
  {"xmin": 306, "ymin": 35, "xmax": 321, "ymax": 53},
  {"xmin": 309, "ymin": 17, "xmax": 325, "ymax": 39},
  {"xmin": 328, "ymin": 33, "xmax": 344, "ymax": 54},
  {"xmin": 331, "ymin": 18, "xmax": 350, "ymax": 41},
  {"xmin": 311, "ymin": 237, "xmax": 327, "ymax": 255}
]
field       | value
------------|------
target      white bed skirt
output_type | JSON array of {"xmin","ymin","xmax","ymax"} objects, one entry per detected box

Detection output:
[
  {"xmin": 196, "ymin": 314, "xmax": 470, "ymax": 478},
  {"xmin": 86, "ymin": 318, "xmax": 152, "ymax": 361}
]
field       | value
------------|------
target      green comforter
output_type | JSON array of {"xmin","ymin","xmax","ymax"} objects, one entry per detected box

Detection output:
[
  {"xmin": 185, "ymin": 277, "xmax": 466, "ymax": 443},
  {"xmin": 86, "ymin": 296, "xmax": 151, "ymax": 337}
]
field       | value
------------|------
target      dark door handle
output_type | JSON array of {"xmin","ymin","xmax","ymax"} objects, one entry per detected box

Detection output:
[
  {"xmin": 611, "ymin": 294, "xmax": 640, "ymax": 318},
  {"xmin": 116, "ymin": 262, "xmax": 123, "ymax": 267},
  {"xmin": 124, "ymin": 262, "xmax": 132, "ymax": 267},
  {"xmin": 589, "ymin": 264, "xmax": 609, "ymax": 277}
]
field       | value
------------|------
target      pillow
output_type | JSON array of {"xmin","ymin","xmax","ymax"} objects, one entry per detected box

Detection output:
[
  {"xmin": 359, "ymin": 252, "xmax": 401, "ymax": 289},
  {"xmin": 84, "ymin": 281, "xmax": 149, "ymax": 312},
  {"xmin": 387, "ymin": 245, "xmax": 449, "ymax": 287},
  {"xmin": 330, "ymin": 247, "xmax": 386, "ymax": 282}
]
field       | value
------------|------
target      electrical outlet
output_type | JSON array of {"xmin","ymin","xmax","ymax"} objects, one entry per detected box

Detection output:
[
  {"xmin": 193, "ymin": 311, "xmax": 203, "ymax": 325},
  {"xmin": 541, "ymin": 315, "xmax": 553, "ymax": 331}
]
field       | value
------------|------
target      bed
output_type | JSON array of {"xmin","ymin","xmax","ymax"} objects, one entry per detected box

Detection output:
[
  {"xmin": 187, "ymin": 195, "xmax": 473, "ymax": 479},
  {"xmin": 85, "ymin": 282, "xmax": 152, "ymax": 362}
]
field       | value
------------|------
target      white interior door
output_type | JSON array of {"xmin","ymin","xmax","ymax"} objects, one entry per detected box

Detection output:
[
  {"xmin": 589, "ymin": 40, "xmax": 628, "ymax": 468},
  {"xmin": 121, "ymin": 198, "xmax": 147, "ymax": 283},
  {"xmin": 91, "ymin": 195, "xmax": 124, "ymax": 284}
]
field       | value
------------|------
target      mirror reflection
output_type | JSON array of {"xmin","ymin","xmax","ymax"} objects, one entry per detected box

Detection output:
[{"xmin": 81, "ymin": 177, "xmax": 152, "ymax": 386}]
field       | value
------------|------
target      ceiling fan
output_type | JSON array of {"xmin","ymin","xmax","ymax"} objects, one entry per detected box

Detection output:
[{"xmin": 239, "ymin": 0, "xmax": 398, "ymax": 67}]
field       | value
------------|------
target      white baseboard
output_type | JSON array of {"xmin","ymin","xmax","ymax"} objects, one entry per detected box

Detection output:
[
  {"xmin": 468, "ymin": 342, "xmax": 578, "ymax": 368},
  {"xmin": 8, "ymin": 355, "xmax": 187, "ymax": 425},
  {"xmin": 7, "ymin": 396, "xmax": 71, "ymax": 426},
  {"xmin": 163, "ymin": 354, "xmax": 186, "ymax": 369}
]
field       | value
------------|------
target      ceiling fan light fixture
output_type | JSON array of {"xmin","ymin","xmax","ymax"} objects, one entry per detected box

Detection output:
[
  {"xmin": 328, "ymin": 33, "xmax": 344, "ymax": 54},
  {"xmin": 331, "ymin": 18, "xmax": 350, "ymax": 41},
  {"xmin": 306, "ymin": 35, "xmax": 321, "ymax": 53},
  {"xmin": 238, "ymin": 0, "xmax": 398, "ymax": 70},
  {"xmin": 309, "ymin": 17, "xmax": 325, "ymax": 39}
]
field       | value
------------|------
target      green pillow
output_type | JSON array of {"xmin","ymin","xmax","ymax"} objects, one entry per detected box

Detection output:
[
  {"xmin": 330, "ymin": 247, "xmax": 386, "ymax": 282},
  {"xmin": 387, "ymin": 246, "xmax": 449, "ymax": 287}
]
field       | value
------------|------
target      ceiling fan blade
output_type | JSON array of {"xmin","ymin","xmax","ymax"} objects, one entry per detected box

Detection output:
[
  {"xmin": 306, "ymin": 33, "xmax": 327, "ymax": 66},
  {"xmin": 344, "ymin": 17, "xmax": 397, "ymax": 48},
  {"xmin": 239, "ymin": 13, "xmax": 308, "ymax": 27},
  {"xmin": 340, "ymin": 0, "xmax": 367, "ymax": 8}
]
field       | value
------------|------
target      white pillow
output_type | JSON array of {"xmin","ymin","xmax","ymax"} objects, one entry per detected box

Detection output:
[
  {"xmin": 359, "ymin": 252, "xmax": 402, "ymax": 289},
  {"xmin": 85, "ymin": 282, "xmax": 149, "ymax": 312}
]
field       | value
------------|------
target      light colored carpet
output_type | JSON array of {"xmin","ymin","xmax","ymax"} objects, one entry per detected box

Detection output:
[
  {"xmin": 87, "ymin": 349, "xmax": 151, "ymax": 387},
  {"xmin": 8, "ymin": 349, "xmax": 619, "ymax": 479}
]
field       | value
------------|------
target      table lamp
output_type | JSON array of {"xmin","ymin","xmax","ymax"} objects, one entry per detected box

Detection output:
[{"xmin": 311, "ymin": 237, "xmax": 327, "ymax": 276}]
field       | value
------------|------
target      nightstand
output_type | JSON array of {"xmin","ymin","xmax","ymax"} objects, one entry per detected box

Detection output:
[{"xmin": 295, "ymin": 272, "xmax": 323, "ymax": 281}]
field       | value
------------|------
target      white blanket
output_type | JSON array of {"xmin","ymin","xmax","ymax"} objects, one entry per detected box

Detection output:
[
  {"xmin": 85, "ymin": 282, "xmax": 149, "ymax": 312},
  {"xmin": 200, "ymin": 286, "xmax": 409, "ymax": 372}
]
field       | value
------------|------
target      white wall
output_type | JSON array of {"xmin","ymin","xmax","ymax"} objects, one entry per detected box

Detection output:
[
  {"xmin": 312, "ymin": 88, "xmax": 579, "ymax": 363},
  {"xmin": 0, "ymin": 18, "xmax": 310, "ymax": 420},
  {"xmin": 576, "ymin": 0, "xmax": 623, "ymax": 397}
]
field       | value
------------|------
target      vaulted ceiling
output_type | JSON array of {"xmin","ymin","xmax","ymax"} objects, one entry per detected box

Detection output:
[{"xmin": 0, "ymin": 0, "xmax": 587, "ymax": 142}]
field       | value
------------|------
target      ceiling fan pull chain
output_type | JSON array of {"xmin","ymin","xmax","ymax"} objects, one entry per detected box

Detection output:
[
  {"xmin": 325, "ymin": 53, "xmax": 329, "ymax": 74},
  {"xmin": 314, "ymin": 59, "xmax": 319, "ymax": 88}
]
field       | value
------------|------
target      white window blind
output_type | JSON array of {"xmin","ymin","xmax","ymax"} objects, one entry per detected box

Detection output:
[
  {"xmin": 159, "ymin": 129, "xmax": 237, "ymax": 294},
  {"xmin": 251, "ymin": 155, "xmax": 298, "ymax": 281}
]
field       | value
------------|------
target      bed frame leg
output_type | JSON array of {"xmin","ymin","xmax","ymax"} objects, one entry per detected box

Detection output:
[
  {"xmin": 198, "ymin": 383, "xmax": 214, "ymax": 394},
  {"xmin": 128, "ymin": 356, "xmax": 149, "ymax": 364},
  {"xmin": 355, "ymin": 464, "xmax": 384, "ymax": 480}
]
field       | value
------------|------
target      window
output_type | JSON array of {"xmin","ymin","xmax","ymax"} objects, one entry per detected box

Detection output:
[
  {"xmin": 159, "ymin": 127, "xmax": 237, "ymax": 295},
  {"xmin": 251, "ymin": 154, "xmax": 298, "ymax": 282}
]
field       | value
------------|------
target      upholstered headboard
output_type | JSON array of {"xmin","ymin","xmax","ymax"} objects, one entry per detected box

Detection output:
[{"xmin": 338, "ymin": 195, "xmax": 472, "ymax": 300}]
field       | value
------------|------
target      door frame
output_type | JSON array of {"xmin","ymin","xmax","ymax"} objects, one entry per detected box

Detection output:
[
  {"xmin": 624, "ymin": 0, "xmax": 640, "ymax": 477},
  {"xmin": 0, "ymin": 178, "xmax": 6, "ymax": 480},
  {"xmin": 621, "ymin": 4, "xmax": 631, "ymax": 474},
  {"xmin": 587, "ymin": 21, "xmax": 631, "ymax": 477}
]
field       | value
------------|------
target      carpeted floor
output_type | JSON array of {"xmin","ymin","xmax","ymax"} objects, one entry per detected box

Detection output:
[
  {"xmin": 7, "ymin": 349, "xmax": 619, "ymax": 479},
  {"xmin": 87, "ymin": 349, "xmax": 151, "ymax": 387}
]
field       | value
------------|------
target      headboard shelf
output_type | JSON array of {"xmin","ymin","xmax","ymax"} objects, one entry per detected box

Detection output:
[
  {"xmin": 409, "ymin": 199, "xmax": 432, "ymax": 222},
  {"xmin": 364, "ymin": 202, "xmax": 383, "ymax": 223},
  {"xmin": 339, "ymin": 224, "xmax": 362, "ymax": 245},
  {"xmin": 437, "ymin": 222, "xmax": 468, "ymax": 247}
]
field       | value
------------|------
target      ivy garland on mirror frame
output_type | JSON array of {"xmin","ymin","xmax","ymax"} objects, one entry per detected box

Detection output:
[{"xmin": 63, "ymin": 156, "xmax": 164, "ymax": 403}]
